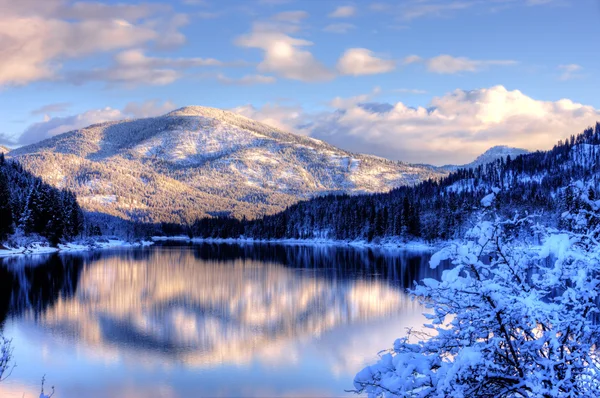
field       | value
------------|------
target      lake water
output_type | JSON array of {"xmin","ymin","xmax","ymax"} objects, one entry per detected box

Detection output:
[{"xmin": 0, "ymin": 243, "xmax": 443, "ymax": 398}]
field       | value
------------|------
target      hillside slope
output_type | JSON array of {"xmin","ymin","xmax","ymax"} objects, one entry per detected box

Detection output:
[
  {"xmin": 189, "ymin": 123, "xmax": 600, "ymax": 242},
  {"xmin": 10, "ymin": 106, "xmax": 447, "ymax": 223}
]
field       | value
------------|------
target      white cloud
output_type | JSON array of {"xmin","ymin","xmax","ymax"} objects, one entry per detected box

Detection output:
[
  {"xmin": 328, "ymin": 5, "xmax": 357, "ymax": 18},
  {"xmin": 0, "ymin": 0, "xmax": 188, "ymax": 86},
  {"xmin": 558, "ymin": 64, "xmax": 583, "ymax": 81},
  {"xmin": 329, "ymin": 87, "xmax": 382, "ymax": 109},
  {"xmin": 19, "ymin": 107, "xmax": 124, "ymax": 145},
  {"xmin": 323, "ymin": 23, "xmax": 356, "ymax": 34},
  {"xmin": 18, "ymin": 100, "xmax": 177, "ymax": 145},
  {"xmin": 235, "ymin": 23, "xmax": 334, "ymax": 82},
  {"xmin": 234, "ymin": 86, "xmax": 600, "ymax": 165},
  {"xmin": 426, "ymin": 54, "xmax": 518, "ymax": 74},
  {"xmin": 337, "ymin": 48, "xmax": 396, "ymax": 76},
  {"xmin": 231, "ymin": 103, "xmax": 304, "ymax": 133},
  {"xmin": 216, "ymin": 74, "xmax": 276, "ymax": 85}
]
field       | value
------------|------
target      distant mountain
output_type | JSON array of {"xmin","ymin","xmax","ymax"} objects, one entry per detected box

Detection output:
[
  {"xmin": 443, "ymin": 145, "xmax": 530, "ymax": 171},
  {"xmin": 0, "ymin": 145, "xmax": 10, "ymax": 154},
  {"xmin": 10, "ymin": 106, "xmax": 448, "ymax": 223}
]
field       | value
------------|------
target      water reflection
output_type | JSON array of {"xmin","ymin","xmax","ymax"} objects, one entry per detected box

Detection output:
[{"xmin": 0, "ymin": 244, "xmax": 443, "ymax": 397}]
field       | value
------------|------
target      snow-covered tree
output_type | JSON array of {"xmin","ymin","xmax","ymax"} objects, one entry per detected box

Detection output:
[
  {"xmin": 353, "ymin": 188, "xmax": 600, "ymax": 397},
  {"xmin": 0, "ymin": 169, "xmax": 13, "ymax": 240}
]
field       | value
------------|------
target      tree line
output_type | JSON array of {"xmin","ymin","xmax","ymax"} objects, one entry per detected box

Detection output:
[
  {"xmin": 0, "ymin": 153, "xmax": 84, "ymax": 245},
  {"xmin": 178, "ymin": 123, "xmax": 600, "ymax": 242}
]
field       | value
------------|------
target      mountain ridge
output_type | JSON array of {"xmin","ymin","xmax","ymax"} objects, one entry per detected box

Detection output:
[{"xmin": 9, "ymin": 106, "xmax": 448, "ymax": 223}]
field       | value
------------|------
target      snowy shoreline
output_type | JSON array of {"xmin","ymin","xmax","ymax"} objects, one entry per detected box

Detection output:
[
  {"xmin": 0, "ymin": 238, "xmax": 154, "ymax": 258},
  {"xmin": 0, "ymin": 235, "xmax": 442, "ymax": 259},
  {"xmin": 151, "ymin": 235, "xmax": 441, "ymax": 251}
]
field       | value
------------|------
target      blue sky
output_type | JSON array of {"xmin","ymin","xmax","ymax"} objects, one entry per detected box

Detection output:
[{"xmin": 1, "ymin": 0, "xmax": 599, "ymax": 164}]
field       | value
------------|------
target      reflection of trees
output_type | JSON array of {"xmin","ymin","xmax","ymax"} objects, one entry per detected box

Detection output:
[
  {"xmin": 186, "ymin": 243, "xmax": 439, "ymax": 285},
  {"xmin": 0, "ymin": 254, "xmax": 84, "ymax": 325},
  {"xmin": 0, "ymin": 245, "xmax": 444, "ymax": 366}
]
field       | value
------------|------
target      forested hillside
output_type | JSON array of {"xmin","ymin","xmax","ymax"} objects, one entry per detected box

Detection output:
[
  {"xmin": 188, "ymin": 123, "xmax": 600, "ymax": 242},
  {"xmin": 0, "ymin": 152, "xmax": 83, "ymax": 245},
  {"xmin": 9, "ymin": 106, "xmax": 447, "ymax": 223}
]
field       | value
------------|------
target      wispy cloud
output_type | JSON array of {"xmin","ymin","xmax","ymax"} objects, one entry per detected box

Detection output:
[
  {"xmin": 18, "ymin": 100, "xmax": 177, "ymax": 145},
  {"xmin": 393, "ymin": 88, "xmax": 428, "ymax": 94},
  {"xmin": 558, "ymin": 64, "xmax": 583, "ymax": 81},
  {"xmin": 399, "ymin": 1, "xmax": 474, "ymax": 20},
  {"xmin": 235, "ymin": 16, "xmax": 334, "ymax": 82},
  {"xmin": 337, "ymin": 49, "xmax": 396, "ymax": 76},
  {"xmin": 272, "ymin": 10, "xmax": 309, "ymax": 23},
  {"xmin": 216, "ymin": 73, "xmax": 276, "ymax": 85},
  {"xmin": 68, "ymin": 49, "xmax": 243, "ymax": 87},
  {"xmin": 323, "ymin": 23, "xmax": 356, "ymax": 34},
  {"xmin": 329, "ymin": 5, "xmax": 356, "ymax": 18},
  {"xmin": 426, "ymin": 54, "xmax": 518, "ymax": 74},
  {"xmin": 402, "ymin": 54, "xmax": 517, "ymax": 74},
  {"xmin": 30, "ymin": 102, "xmax": 71, "ymax": 115}
]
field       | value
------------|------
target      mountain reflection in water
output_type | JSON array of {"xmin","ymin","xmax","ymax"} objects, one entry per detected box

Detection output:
[{"xmin": 0, "ymin": 243, "xmax": 444, "ymax": 398}]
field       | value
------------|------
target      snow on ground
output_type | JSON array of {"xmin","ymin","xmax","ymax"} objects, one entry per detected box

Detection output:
[
  {"xmin": 83, "ymin": 194, "xmax": 117, "ymax": 204},
  {"xmin": 151, "ymin": 236, "xmax": 437, "ymax": 251},
  {"xmin": 0, "ymin": 239, "xmax": 154, "ymax": 258}
]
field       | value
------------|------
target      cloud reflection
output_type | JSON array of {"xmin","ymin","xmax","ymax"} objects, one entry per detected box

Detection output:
[
  {"xmin": 30, "ymin": 250, "xmax": 414, "ymax": 367},
  {"xmin": 0, "ymin": 244, "xmax": 442, "ymax": 397}
]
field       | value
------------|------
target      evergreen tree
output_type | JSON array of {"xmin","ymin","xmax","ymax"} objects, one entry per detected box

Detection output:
[{"xmin": 0, "ymin": 171, "xmax": 13, "ymax": 240}]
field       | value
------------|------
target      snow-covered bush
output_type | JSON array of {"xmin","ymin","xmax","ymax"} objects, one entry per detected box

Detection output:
[
  {"xmin": 353, "ymin": 191, "xmax": 600, "ymax": 397},
  {"xmin": 0, "ymin": 335, "xmax": 55, "ymax": 397},
  {"xmin": 40, "ymin": 375, "xmax": 55, "ymax": 398},
  {"xmin": 0, "ymin": 334, "xmax": 14, "ymax": 382}
]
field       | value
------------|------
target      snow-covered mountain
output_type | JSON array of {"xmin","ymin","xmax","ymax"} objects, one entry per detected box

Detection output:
[
  {"xmin": 443, "ymin": 145, "xmax": 529, "ymax": 171},
  {"xmin": 0, "ymin": 145, "xmax": 10, "ymax": 154},
  {"xmin": 9, "ymin": 106, "xmax": 448, "ymax": 223}
]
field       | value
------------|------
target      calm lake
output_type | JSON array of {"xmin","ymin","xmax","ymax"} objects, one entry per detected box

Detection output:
[{"xmin": 0, "ymin": 243, "xmax": 443, "ymax": 398}]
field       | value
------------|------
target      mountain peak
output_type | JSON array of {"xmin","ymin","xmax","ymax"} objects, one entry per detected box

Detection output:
[
  {"xmin": 481, "ymin": 145, "xmax": 527, "ymax": 155},
  {"xmin": 166, "ymin": 105, "xmax": 237, "ymax": 118},
  {"xmin": 476, "ymin": 145, "xmax": 528, "ymax": 159},
  {"xmin": 441, "ymin": 145, "xmax": 530, "ymax": 171},
  {"xmin": 465, "ymin": 145, "xmax": 529, "ymax": 169},
  {"xmin": 166, "ymin": 106, "xmax": 262, "ymax": 128},
  {"xmin": 9, "ymin": 107, "xmax": 449, "ymax": 222}
]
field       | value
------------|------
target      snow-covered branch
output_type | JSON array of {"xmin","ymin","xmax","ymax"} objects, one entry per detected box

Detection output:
[{"xmin": 353, "ymin": 190, "xmax": 600, "ymax": 397}]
